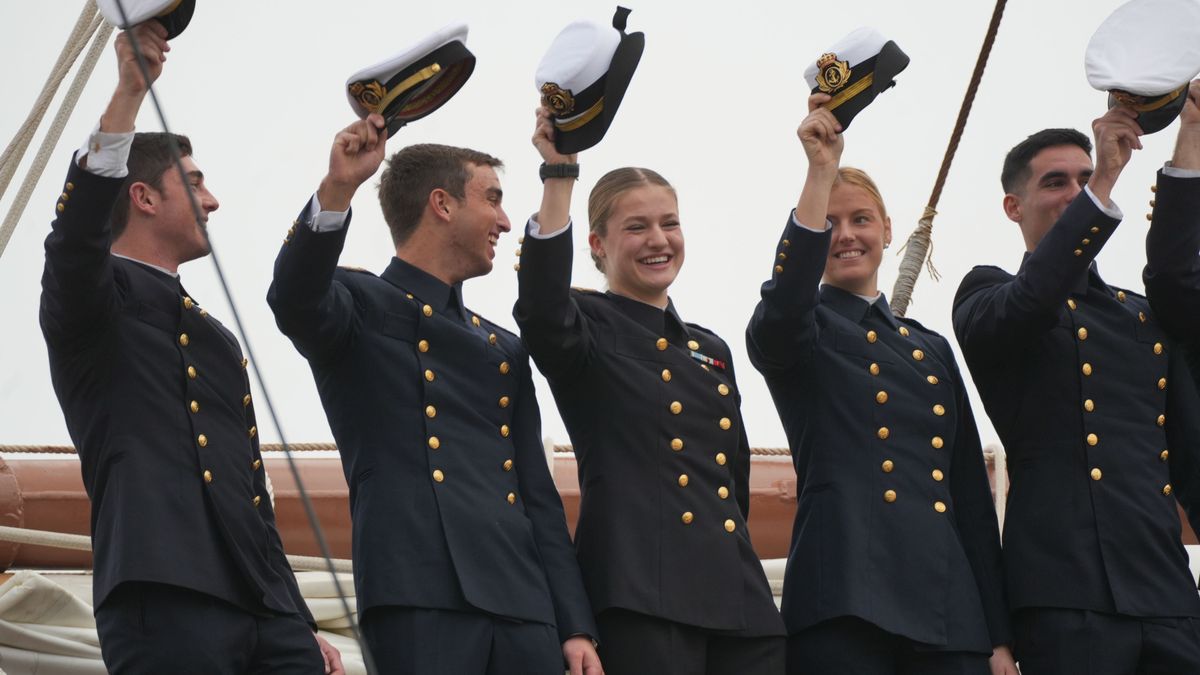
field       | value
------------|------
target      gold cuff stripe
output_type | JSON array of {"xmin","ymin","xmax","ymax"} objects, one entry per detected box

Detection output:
[
  {"xmin": 371, "ymin": 63, "xmax": 443, "ymax": 115},
  {"xmin": 826, "ymin": 73, "xmax": 875, "ymax": 112},
  {"xmin": 554, "ymin": 97, "xmax": 605, "ymax": 132}
]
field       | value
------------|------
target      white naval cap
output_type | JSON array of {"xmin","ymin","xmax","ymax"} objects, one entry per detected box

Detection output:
[
  {"xmin": 804, "ymin": 27, "xmax": 910, "ymax": 130},
  {"xmin": 96, "ymin": 0, "xmax": 195, "ymax": 39}
]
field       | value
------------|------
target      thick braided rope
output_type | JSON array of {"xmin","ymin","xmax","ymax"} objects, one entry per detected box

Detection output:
[
  {"xmin": 890, "ymin": 0, "xmax": 1008, "ymax": 317},
  {"xmin": 0, "ymin": 12, "xmax": 111, "ymax": 260}
]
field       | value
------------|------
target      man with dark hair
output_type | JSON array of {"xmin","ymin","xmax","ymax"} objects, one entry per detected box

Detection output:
[
  {"xmin": 268, "ymin": 114, "xmax": 601, "ymax": 674},
  {"xmin": 953, "ymin": 102, "xmax": 1200, "ymax": 673},
  {"xmin": 39, "ymin": 22, "xmax": 341, "ymax": 673}
]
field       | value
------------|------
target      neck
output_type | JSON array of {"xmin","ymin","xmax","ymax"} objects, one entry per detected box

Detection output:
[
  {"xmin": 112, "ymin": 236, "xmax": 182, "ymax": 274},
  {"xmin": 608, "ymin": 281, "xmax": 669, "ymax": 309},
  {"xmin": 395, "ymin": 237, "xmax": 463, "ymax": 287},
  {"xmin": 825, "ymin": 275, "xmax": 879, "ymax": 298}
]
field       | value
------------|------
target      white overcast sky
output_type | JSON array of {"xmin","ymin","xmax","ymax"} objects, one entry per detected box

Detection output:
[{"xmin": 0, "ymin": 0, "xmax": 1187, "ymax": 452}]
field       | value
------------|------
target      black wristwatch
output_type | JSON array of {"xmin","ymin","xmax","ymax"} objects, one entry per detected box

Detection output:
[{"xmin": 539, "ymin": 162, "xmax": 580, "ymax": 182}]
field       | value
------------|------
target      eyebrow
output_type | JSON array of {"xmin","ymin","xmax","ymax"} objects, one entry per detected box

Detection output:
[
  {"xmin": 485, "ymin": 187, "xmax": 502, "ymax": 201},
  {"xmin": 1039, "ymin": 168, "xmax": 1092, "ymax": 184},
  {"xmin": 186, "ymin": 170, "xmax": 204, "ymax": 182}
]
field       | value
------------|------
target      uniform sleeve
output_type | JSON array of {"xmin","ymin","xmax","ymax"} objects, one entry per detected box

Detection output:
[
  {"xmin": 513, "ymin": 220, "xmax": 597, "ymax": 381},
  {"xmin": 945, "ymin": 341, "xmax": 1011, "ymax": 646},
  {"xmin": 1144, "ymin": 171, "xmax": 1200, "ymax": 342},
  {"xmin": 953, "ymin": 192, "xmax": 1121, "ymax": 362},
  {"xmin": 1166, "ymin": 347, "xmax": 1200, "ymax": 544},
  {"xmin": 266, "ymin": 198, "xmax": 360, "ymax": 363},
  {"xmin": 745, "ymin": 213, "xmax": 830, "ymax": 377},
  {"xmin": 510, "ymin": 354, "xmax": 598, "ymax": 642},
  {"xmin": 39, "ymin": 158, "xmax": 125, "ymax": 349}
]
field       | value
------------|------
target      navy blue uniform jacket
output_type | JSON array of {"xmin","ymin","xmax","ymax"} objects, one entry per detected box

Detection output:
[
  {"xmin": 746, "ymin": 216, "xmax": 1008, "ymax": 652},
  {"xmin": 514, "ymin": 223, "xmax": 784, "ymax": 636},
  {"xmin": 267, "ymin": 203, "xmax": 595, "ymax": 641},
  {"xmin": 40, "ymin": 159, "xmax": 311, "ymax": 621},
  {"xmin": 954, "ymin": 190, "xmax": 1200, "ymax": 619}
]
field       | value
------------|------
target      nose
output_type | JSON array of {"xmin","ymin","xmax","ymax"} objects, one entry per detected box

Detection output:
[
  {"xmin": 496, "ymin": 205, "xmax": 511, "ymax": 233},
  {"xmin": 647, "ymin": 223, "xmax": 669, "ymax": 247},
  {"xmin": 202, "ymin": 187, "xmax": 220, "ymax": 213},
  {"xmin": 1065, "ymin": 179, "xmax": 1083, "ymax": 202},
  {"xmin": 831, "ymin": 220, "xmax": 853, "ymax": 243}
]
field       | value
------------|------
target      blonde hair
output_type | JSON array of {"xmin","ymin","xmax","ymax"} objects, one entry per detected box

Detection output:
[
  {"xmin": 833, "ymin": 167, "xmax": 888, "ymax": 221},
  {"xmin": 587, "ymin": 167, "xmax": 676, "ymax": 273}
]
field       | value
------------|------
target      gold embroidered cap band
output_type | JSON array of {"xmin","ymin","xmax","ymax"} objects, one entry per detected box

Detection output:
[{"xmin": 803, "ymin": 27, "xmax": 910, "ymax": 131}]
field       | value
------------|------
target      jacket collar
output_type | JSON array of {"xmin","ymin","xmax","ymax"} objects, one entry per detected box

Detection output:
[
  {"xmin": 820, "ymin": 284, "xmax": 900, "ymax": 330},
  {"xmin": 606, "ymin": 291, "xmax": 692, "ymax": 341},
  {"xmin": 381, "ymin": 256, "xmax": 466, "ymax": 321}
]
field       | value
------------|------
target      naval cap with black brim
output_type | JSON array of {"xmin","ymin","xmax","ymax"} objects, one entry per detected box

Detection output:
[
  {"xmin": 804, "ymin": 27, "xmax": 909, "ymax": 130},
  {"xmin": 1085, "ymin": 0, "xmax": 1200, "ymax": 134},
  {"xmin": 535, "ymin": 7, "xmax": 645, "ymax": 154},
  {"xmin": 346, "ymin": 22, "xmax": 475, "ymax": 137},
  {"xmin": 97, "ymin": 0, "xmax": 195, "ymax": 40}
]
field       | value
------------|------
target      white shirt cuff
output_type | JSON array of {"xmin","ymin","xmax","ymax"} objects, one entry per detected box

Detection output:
[
  {"xmin": 306, "ymin": 191, "xmax": 350, "ymax": 232},
  {"xmin": 1084, "ymin": 184, "xmax": 1123, "ymax": 220},
  {"xmin": 789, "ymin": 209, "xmax": 832, "ymax": 233},
  {"xmin": 526, "ymin": 216, "xmax": 572, "ymax": 240},
  {"xmin": 1163, "ymin": 163, "xmax": 1200, "ymax": 179},
  {"xmin": 76, "ymin": 122, "xmax": 133, "ymax": 178}
]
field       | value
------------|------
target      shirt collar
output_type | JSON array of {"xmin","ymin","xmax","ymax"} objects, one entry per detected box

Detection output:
[
  {"xmin": 381, "ymin": 257, "xmax": 467, "ymax": 320},
  {"xmin": 112, "ymin": 253, "xmax": 178, "ymax": 278},
  {"xmin": 819, "ymin": 284, "xmax": 900, "ymax": 330},
  {"xmin": 605, "ymin": 292, "xmax": 692, "ymax": 341}
]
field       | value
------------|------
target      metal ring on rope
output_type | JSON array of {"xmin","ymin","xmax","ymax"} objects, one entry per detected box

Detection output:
[{"xmin": 106, "ymin": 2, "xmax": 373, "ymax": 669}]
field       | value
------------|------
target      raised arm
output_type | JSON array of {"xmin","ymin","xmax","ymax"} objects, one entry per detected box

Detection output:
[
  {"xmin": 267, "ymin": 115, "xmax": 387, "ymax": 362},
  {"xmin": 513, "ymin": 106, "xmax": 594, "ymax": 381},
  {"xmin": 746, "ymin": 95, "xmax": 841, "ymax": 376}
]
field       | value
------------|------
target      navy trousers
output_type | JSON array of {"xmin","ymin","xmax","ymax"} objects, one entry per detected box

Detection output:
[
  {"xmin": 95, "ymin": 581, "xmax": 322, "ymax": 674},
  {"xmin": 1015, "ymin": 607, "xmax": 1200, "ymax": 675},
  {"xmin": 596, "ymin": 607, "xmax": 785, "ymax": 675},
  {"xmin": 787, "ymin": 616, "xmax": 990, "ymax": 675}
]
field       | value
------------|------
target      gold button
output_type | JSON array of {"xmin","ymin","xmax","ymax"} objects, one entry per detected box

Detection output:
[
  {"xmin": 656, "ymin": 337, "xmax": 668, "ymax": 351},
  {"xmin": 243, "ymin": 394, "xmax": 252, "ymax": 407},
  {"xmin": 503, "ymin": 459, "xmax": 514, "ymax": 471},
  {"xmin": 507, "ymin": 492, "xmax": 516, "ymax": 504},
  {"xmin": 719, "ymin": 417, "xmax": 732, "ymax": 430},
  {"xmin": 65, "ymin": 182, "xmax": 74, "ymax": 191},
  {"xmin": 931, "ymin": 436, "xmax": 944, "ymax": 449},
  {"xmin": 1147, "ymin": 213, "xmax": 1154, "ymax": 221},
  {"xmin": 1087, "ymin": 433, "xmax": 1098, "ymax": 446},
  {"xmin": 912, "ymin": 349, "xmax": 925, "ymax": 361},
  {"xmin": 252, "ymin": 459, "xmax": 262, "ymax": 471},
  {"xmin": 513, "ymin": 263, "xmax": 521, "ymax": 272},
  {"xmin": 782, "ymin": 239, "xmax": 791, "ymax": 247},
  {"xmin": 418, "ymin": 339, "xmax": 430, "ymax": 352},
  {"xmin": 899, "ymin": 326, "xmax": 910, "ymax": 337},
  {"xmin": 200, "ymin": 309, "xmax": 208, "ymax": 317},
  {"xmin": 432, "ymin": 469, "xmax": 444, "ymax": 482},
  {"xmin": 472, "ymin": 316, "xmax": 481, "ymax": 327},
  {"xmin": 1139, "ymin": 312, "xmax": 1147, "ymax": 323},
  {"xmin": 1091, "ymin": 226, "xmax": 1100, "ymax": 234},
  {"xmin": 1161, "ymin": 450, "xmax": 1170, "ymax": 462},
  {"xmin": 197, "ymin": 434, "xmax": 208, "ymax": 447},
  {"xmin": 187, "ymin": 365, "xmax": 197, "ymax": 379},
  {"xmin": 670, "ymin": 401, "xmax": 682, "ymax": 414},
  {"xmin": 718, "ymin": 486, "xmax": 729, "ymax": 499},
  {"xmin": 406, "ymin": 293, "xmax": 414, "ymax": 300},
  {"xmin": 424, "ymin": 369, "xmax": 435, "ymax": 382},
  {"xmin": 718, "ymin": 383, "xmax": 730, "ymax": 396},
  {"xmin": 866, "ymin": 330, "xmax": 878, "ymax": 343},
  {"xmin": 1152, "ymin": 184, "xmax": 1158, "ymax": 193},
  {"xmin": 662, "ymin": 369, "xmax": 672, "ymax": 382},
  {"xmin": 678, "ymin": 474, "xmax": 689, "ymax": 487},
  {"xmin": 1084, "ymin": 399, "xmax": 1095, "ymax": 412},
  {"xmin": 428, "ymin": 436, "xmax": 440, "ymax": 450},
  {"xmin": 1154, "ymin": 342, "xmax": 1164, "ymax": 355},
  {"xmin": 933, "ymin": 404, "xmax": 946, "ymax": 416},
  {"xmin": 778, "ymin": 252, "xmax": 787, "ymax": 261},
  {"xmin": 61, "ymin": 192, "xmax": 69, "ymax": 201},
  {"xmin": 253, "ymin": 495, "xmax": 262, "ymax": 507},
  {"xmin": 671, "ymin": 438, "xmax": 684, "ymax": 451},
  {"xmin": 724, "ymin": 519, "xmax": 736, "ymax": 533},
  {"xmin": 1159, "ymin": 377, "xmax": 1167, "ymax": 390},
  {"xmin": 1091, "ymin": 468, "xmax": 1102, "ymax": 481},
  {"xmin": 500, "ymin": 424, "xmax": 510, "ymax": 437},
  {"xmin": 775, "ymin": 265, "xmax": 784, "ymax": 274},
  {"xmin": 1164, "ymin": 484, "xmax": 1173, "ymax": 496},
  {"xmin": 241, "ymin": 358, "xmax": 248, "ymax": 369},
  {"xmin": 869, "ymin": 363, "xmax": 880, "ymax": 376},
  {"xmin": 1117, "ymin": 291, "xmax": 1127, "ymax": 303},
  {"xmin": 716, "ymin": 452, "xmax": 728, "ymax": 465},
  {"xmin": 877, "ymin": 427, "xmax": 890, "ymax": 440},
  {"xmin": 934, "ymin": 501, "xmax": 947, "ymax": 513},
  {"xmin": 182, "ymin": 297, "xmax": 194, "ymax": 310},
  {"xmin": 499, "ymin": 396, "xmax": 510, "ymax": 408},
  {"xmin": 927, "ymin": 375, "xmax": 939, "ymax": 385},
  {"xmin": 1082, "ymin": 238, "xmax": 1091, "ymax": 246},
  {"xmin": 1068, "ymin": 299, "xmax": 1078, "ymax": 310},
  {"xmin": 248, "ymin": 426, "xmax": 257, "ymax": 439},
  {"xmin": 203, "ymin": 470, "xmax": 212, "ymax": 483},
  {"xmin": 1158, "ymin": 414, "xmax": 1166, "ymax": 427},
  {"xmin": 499, "ymin": 361, "xmax": 510, "ymax": 375},
  {"xmin": 514, "ymin": 248, "xmax": 522, "ymax": 257},
  {"xmin": 178, "ymin": 333, "xmax": 189, "ymax": 347},
  {"xmin": 518, "ymin": 236, "xmax": 525, "ymax": 244},
  {"xmin": 884, "ymin": 490, "xmax": 897, "ymax": 503},
  {"xmin": 56, "ymin": 203, "xmax": 64, "ymax": 213},
  {"xmin": 876, "ymin": 391, "xmax": 889, "ymax": 404},
  {"xmin": 881, "ymin": 459, "xmax": 894, "ymax": 473},
  {"xmin": 1074, "ymin": 249, "xmax": 1083, "ymax": 256},
  {"xmin": 681, "ymin": 512, "xmax": 694, "ymax": 524},
  {"xmin": 488, "ymin": 333, "xmax": 497, "ymax": 345},
  {"xmin": 189, "ymin": 400, "xmax": 200, "ymax": 413},
  {"xmin": 1082, "ymin": 363, "xmax": 1093, "ymax": 376},
  {"xmin": 422, "ymin": 304, "xmax": 433, "ymax": 317},
  {"xmin": 688, "ymin": 340, "xmax": 700, "ymax": 351},
  {"xmin": 425, "ymin": 405, "xmax": 437, "ymax": 418},
  {"xmin": 932, "ymin": 469, "xmax": 944, "ymax": 482},
  {"xmin": 1077, "ymin": 327, "xmax": 1088, "ymax": 341}
]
